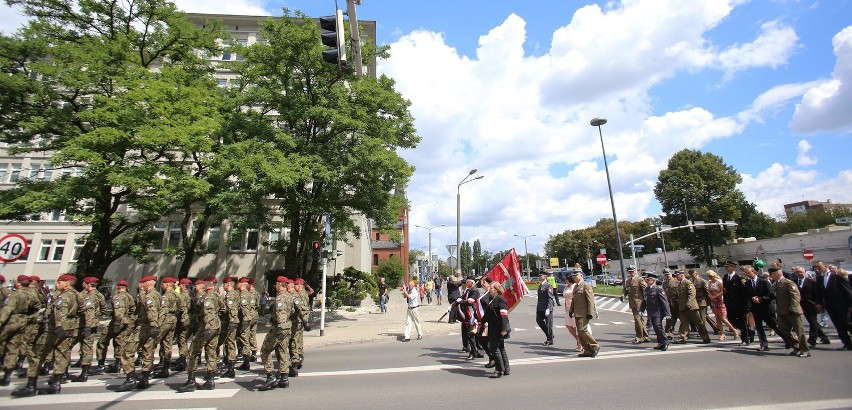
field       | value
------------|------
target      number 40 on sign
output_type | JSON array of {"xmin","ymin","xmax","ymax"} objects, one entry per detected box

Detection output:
[{"xmin": 0, "ymin": 234, "xmax": 29, "ymax": 263}]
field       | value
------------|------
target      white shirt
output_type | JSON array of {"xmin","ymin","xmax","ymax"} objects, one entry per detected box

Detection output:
[{"xmin": 407, "ymin": 287, "xmax": 419, "ymax": 308}]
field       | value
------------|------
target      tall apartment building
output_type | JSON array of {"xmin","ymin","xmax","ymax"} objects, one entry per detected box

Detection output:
[{"xmin": 0, "ymin": 12, "xmax": 378, "ymax": 292}]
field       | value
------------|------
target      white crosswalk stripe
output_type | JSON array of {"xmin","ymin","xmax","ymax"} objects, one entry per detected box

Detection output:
[
  {"xmin": 0, "ymin": 389, "xmax": 238, "ymax": 407},
  {"xmin": 594, "ymin": 296, "xmax": 630, "ymax": 313}
]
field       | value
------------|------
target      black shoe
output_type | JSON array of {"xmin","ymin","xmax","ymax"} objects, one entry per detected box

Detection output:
[
  {"xmin": 653, "ymin": 344, "xmax": 663, "ymax": 350},
  {"xmin": 71, "ymin": 365, "xmax": 89, "ymax": 382},
  {"xmin": 89, "ymin": 365, "xmax": 105, "ymax": 375},
  {"xmin": 288, "ymin": 367, "xmax": 298, "ymax": 377},
  {"xmin": 237, "ymin": 358, "xmax": 251, "ymax": 371},
  {"xmin": 11, "ymin": 377, "xmax": 38, "ymax": 397},
  {"xmin": 836, "ymin": 345, "xmax": 852, "ymax": 351},
  {"xmin": 788, "ymin": 349, "xmax": 799, "ymax": 356},
  {"xmin": 221, "ymin": 363, "xmax": 235, "ymax": 379},
  {"xmin": 819, "ymin": 338, "xmax": 831, "ymax": 345},
  {"xmin": 699, "ymin": 340, "xmax": 711, "ymax": 344},
  {"xmin": 257, "ymin": 373, "xmax": 277, "ymax": 391},
  {"xmin": 661, "ymin": 344, "xmax": 669, "ymax": 351},
  {"xmin": 176, "ymin": 374, "xmax": 198, "ymax": 393},
  {"xmin": 488, "ymin": 371, "xmax": 502, "ymax": 378},
  {"xmin": 135, "ymin": 371, "xmax": 151, "ymax": 389},
  {"xmin": 276, "ymin": 374, "xmax": 289, "ymax": 388},
  {"xmin": 40, "ymin": 375, "xmax": 62, "ymax": 394},
  {"xmin": 589, "ymin": 348, "xmax": 599, "ymax": 358},
  {"xmin": 484, "ymin": 360, "xmax": 496, "ymax": 368},
  {"xmin": 71, "ymin": 359, "xmax": 82, "ymax": 368},
  {"xmin": 0, "ymin": 369, "xmax": 12, "ymax": 386},
  {"xmin": 578, "ymin": 352, "xmax": 591, "ymax": 357},
  {"xmin": 249, "ymin": 352, "xmax": 257, "ymax": 363},
  {"xmin": 673, "ymin": 340, "xmax": 687, "ymax": 344},
  {"xmin": 199, "ymin": 371, "xmax": 215, "ymax": 390},
  {"xmin": 105, "ymin": 362, "xmax": 120, "ymax": 374},
  {"xmin": 39, "ymin": 362, "xmax": 50, "ymax": 376},
  {"xmin": 503, "ymin": 369, "xmax": 510, "ymax": 376},
  {"xmin": 154, "ymin": 368, "xmax": 170, "ymax": 379},
  {"xmin": 115, "ymin": 373, "xmax": 136, "ymax": 392}
]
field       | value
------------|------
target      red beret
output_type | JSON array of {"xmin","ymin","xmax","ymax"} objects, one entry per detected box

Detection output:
[
  {"xmin": 223, "ymin": 277, "xmax": 233, "ymax": 283},
  {"xmin": 249, "ymin": 278, "xmax": 256, "ymax": 285},
  {"xmin": 83, "ymin": 277, "xmax": 99, "ymax": 284},
  {"xmin": 239, "ymin": 277, "xmax": 250, "ymax": 283},
  {"xmin": 162, "ymin": 277, "xmax": 177, "ymax": 284},
  {"xmin": 195, "ymin": 278, "xmax": 205, "ymax": 285},
  {"xmin": 179, "ymin": 278, "xmax": 192, "ymax": 285},
  {"xmin": 117, "ymin": 280, "xmax": 129, "ymax": 287},
  {"xmin": 0, "ymin": 275, "xmax": 5, "ymax": 282},
  {"xmin": 276, "ymin": 276, "xmax": 288, "ymax": 283},
  {"xmin": 57, "ymin": 274, "xmax": 76, "ymax": 282},
  {"xmin": 17, "ymin": 275, "xmax": 30, "ymax": 282},
  {"xmin": 204, "ymin": 276, "xmax": 217, "ymax": 283},
  {"xmin": 140, "ymin": 275, "xmax": 157, "ymax": 283},
  {"xmin": 30, "ymin": 275, "xmax": 41, "ymax": 282},
  {"xmin": 294, "ymin": 278, "xmax": 305, "ymax": 285}
]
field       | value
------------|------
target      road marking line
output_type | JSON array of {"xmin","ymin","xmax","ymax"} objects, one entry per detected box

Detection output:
[
  {"xmin": 707, "ymin": 398, "xmax": 852, "ymax": 410},
  {"xmin": 612, "ymin": 321, "xmax": 627, "ymax": 324},
  {"xmin": 0, "ymin": 389, "xmax": 240, "ymax": 407}
]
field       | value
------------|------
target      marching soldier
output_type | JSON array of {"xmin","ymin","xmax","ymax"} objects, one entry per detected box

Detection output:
[
  {"xmin": 248, "ymin": 278, "xmax": 261, "ymax": 361},
  {"xmin": 258, "ymin": 276, "xmax": 294, "ymax": 391},
  {"xmin": 640, "ymin": 272, "xmax": 671, "ymax": 351},
  {"xmin": 289, "ymin": 278, "xmax": 311, "ymax": 376},
  {"xmin": 18, "ymin": 276, "xmax": 45, "ymax": 378},
  {"xmin": 0, "ymin": 275, "xmax": 10, "ymax": 306},
  {"xmin": 621, "ymin": 265, "xmax": 650, "ymax": 343},
  {"xmin": 177, "ymin": 277, "xmax": 220, "ymax": 393},
  {"xmin": 98, "ymin": 280, "xmax": 135, "ymax": 374},
  {"xmin": 674, "ymin": 270, "xmax": 710, "ymax": 344},
  {"xmin": 154, "ymin": 277, "xmax": 180, "ymax": 378},
  {"xmin": 70, "ymin": 277, "xmax": 106, "ymax": 382},
  {"xmin": 663, "ymin": 269, "xmax": 679, "ymax": 339},
  {"xmin": 116, "ymin": 276, "xmax": 160, "ymax": 391},
  {"xmin": 568, "ymin": 270, "xmax": 599, "ymax": 358},
  {"xmin": 172, "ymin": 278, "xmax": 192, "ymax": 371},
  {"xmin": 12, "ymin": 274, "xmax": 78, "ymax": 397},
  {"xmin": 769, "ymin": 267, "xmax": 810, "ymax": 357},
  {"xmin": 0, "ymin": 275, "xmax": 40, "ymax": 386},
  {"xmin": 237, "ymin": 278, "xmax": 258, "ymax": 370},
  {"xmin": 218, "ymin": 276, "xmax": 240, "ymax": 378},
  {"xmin": 690, "ymin": 269, "xmax": 719, "ymax": 334}
]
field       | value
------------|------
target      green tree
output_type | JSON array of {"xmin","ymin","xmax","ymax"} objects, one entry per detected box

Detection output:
[
  {"xmin": 458, "ymin": 241, "xmax": 472, "ymax": 275},
  {"xmin": 0, "ymin": 0, "xmax": 223, "ymax": 279},
  {"xmin": 376, "ymin": 257, "xmax": 405, "ymax": 288},
  {"xmin": 229, "ymin": 10, "xmax": 418, "ymax": 289},
  {"xmin": 736, "ymin": 201, "xmax": 778, "ymax": 239},
  {"xmin": 654, "ymin": 149, "xmax": 743, "ymax": 265},
  {"xmin": 776, "ymin": 207, "xmax": 852, "ymax": 235},
  {"xmin": 472, "ymin": 239, "xmax": 485, "ymax": 275}
]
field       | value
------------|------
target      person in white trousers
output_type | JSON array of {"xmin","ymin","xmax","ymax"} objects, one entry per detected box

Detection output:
[{"xmin": 403, "ymin": 280, "xmax": 422, "ymax": 341}]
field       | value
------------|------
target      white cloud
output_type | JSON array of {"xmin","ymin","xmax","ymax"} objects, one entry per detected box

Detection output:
[
  {"xmin": 796, "ymin": 140, "xmax": 817, "ymax": 166},
  {"xmin": 172, "ymin": 0, "xmax": 269, "ymax": 15},
  {"xmin": 740, "ymin": 165, "xmax": 852, "ymax": 217},
  {"xmin": 717, "ymin": 21, "xmax": 799, "ymax": 80},
  {"xmin": 737, "ymin": 81, "xmax": 822, "ymax": 124},
  {"xmin": 791, "ymin": 26, "xmax": 852, "ymax": 134},
  {"xmin": 0, "ymin": 4, "xmax": 29, "ymax": 35}
]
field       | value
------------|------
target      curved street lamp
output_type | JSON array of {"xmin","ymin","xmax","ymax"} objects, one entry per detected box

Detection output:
[
  {"xmin": 514, "ymin": 234, "xmax": 536, "ymax": 280},
  {"xmin": 591, "ymin": 117, "xmax": 627, "ymax": 283},
  {"xmin": 414, "ymin": 224, "xmax": 444, "ymax": 280},
  {"xmin": 457, "ymin": 169, "xmax": 484, "ymax": 276}
]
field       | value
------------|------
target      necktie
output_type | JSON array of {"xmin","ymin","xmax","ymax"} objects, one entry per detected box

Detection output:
[{"xmin": 798, "ymin": 279, "xmax": 803, "ymax": 288}]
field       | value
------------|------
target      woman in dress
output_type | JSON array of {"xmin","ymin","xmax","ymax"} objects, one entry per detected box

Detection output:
[
  {"xmin": 707, "ymin": 270, "xmax": 739, "ymax": 341},
  {"xmin": 563, "ymin": 272, "xmax": 581, "ymax": 351},
  {"xmin": 486, "ymin": 283, "xmax": 510, "ymax": 378}
]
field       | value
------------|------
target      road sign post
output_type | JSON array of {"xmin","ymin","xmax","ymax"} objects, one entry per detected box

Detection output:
[
  {"xmin": 802, "ymin": 249, "xmax": 814, "ymax": 261},
  {"xmin": 596, "ymin": 253, "xmax": 607, "ymax": 265},
  {"xmin": 0, "ymin": 233, "xmax": 29, "ymax": 263}
]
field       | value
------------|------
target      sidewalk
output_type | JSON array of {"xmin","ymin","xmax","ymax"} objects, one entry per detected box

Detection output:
[{"xmin": 294, "ymin": 289, "xmax": 459, "ymax": 350}]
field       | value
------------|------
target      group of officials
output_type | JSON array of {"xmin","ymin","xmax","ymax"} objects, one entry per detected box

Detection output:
[{"xmin": 0, "ymin": 273, "xmax": 312, "ymax": 398}]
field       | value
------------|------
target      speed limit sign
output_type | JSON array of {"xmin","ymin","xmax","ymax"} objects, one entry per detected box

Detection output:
[{"xmin": 0, "ymin": 234, "xmax": 29, "ymax": 262}]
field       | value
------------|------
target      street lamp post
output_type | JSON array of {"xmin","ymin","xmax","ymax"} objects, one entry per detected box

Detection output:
[
  {"xmin": 591, "ymin": 117, "xmax": 627, "ymax": 283},
  {"xmin": 457, "ymin": 169, "xmax": 484, "ymax": 277},
  {"xmin": 514, "ymin": 234, "xmax": 536, "ymax": 280},
  {"xmin": 415, "ymin": 224, "xmax": 444, "ymax": 280}
]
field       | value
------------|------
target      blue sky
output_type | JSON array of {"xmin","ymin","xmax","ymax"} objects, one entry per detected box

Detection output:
[{"xmin": 2, "ymin": 0, "xmax": 851, "ymax": 259}]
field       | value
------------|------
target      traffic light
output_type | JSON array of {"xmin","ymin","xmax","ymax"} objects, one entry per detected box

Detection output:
[
  {"xmin": 311, "ymin": 240, "xmax": 321, "ymax": 261},
  {"xmin": 320, "ymin": 10, "xmax": 347, "ymax": 67}
]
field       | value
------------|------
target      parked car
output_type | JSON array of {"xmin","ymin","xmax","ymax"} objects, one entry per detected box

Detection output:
[{"xmin": 545, "ymin": 268, "xmax": 594, "ymax": 292}]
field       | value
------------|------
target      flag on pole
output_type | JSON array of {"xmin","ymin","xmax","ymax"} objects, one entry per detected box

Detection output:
[{"xmin": 485, "ymin": 248, "xmax": 530, "ymax": 312}]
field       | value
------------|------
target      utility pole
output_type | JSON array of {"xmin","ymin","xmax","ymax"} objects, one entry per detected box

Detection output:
[{"xmin": 346, "ymin": 0, "xmax": 364, "ymax": 77}]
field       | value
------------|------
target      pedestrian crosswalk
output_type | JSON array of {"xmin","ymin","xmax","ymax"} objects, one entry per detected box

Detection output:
[{"xmin": 594, "ymin": 296, "xmax": 631, "ymax": 313}]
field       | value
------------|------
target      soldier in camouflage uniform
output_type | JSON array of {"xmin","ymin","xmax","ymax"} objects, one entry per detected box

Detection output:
[
  {"xmin": 177, "ymin": 277, "xmax": 221, "ymax": 393},
  {"xmin": 248, "ymin": 279, "xmax": 260, "ymax": 360},
  {"xmin": 116, "ymin": 275, "xmax": 160, "ymax": 392},
  {"xmin": 97, "ymin": 280, "xmax": 135, "ymax": 374},
  {"xmin": 0, "ymin": 275, "xmax": 10, "ymax": 306},
  {"xmin": 0, "ymin": 275, "xmax": 40, "ymax": 386},
  {"xmin": 217, "ymin": 277, "xmax": 240, "ymax": 378},
  {"xmin": 257, "ymin": 276, "xmax": 294, "ymax": 391},
  {"xmin": 172, "ymin": 278, "xmax": 192, "ymax": 371},
  {"xmin": 69, "ymin": 277, "xmax": 106, "ymax": 382},
  {"xmin": 288, "ymin": 278, "xmax": 311, "ymax": 376},
  {"xmin": 18, "ymin": 276, "xmax": 46, "ymax": 378},
  {"xmin": 237, "ymin": 278, "xmax": 258, "ymax": 370},
  {"xmin": 12, "ymin": 274, "xmax": 78, "ymax": 397},
  {"xmin": 154, "ymin": 277, "xmax": 180, "ymax": 378}
]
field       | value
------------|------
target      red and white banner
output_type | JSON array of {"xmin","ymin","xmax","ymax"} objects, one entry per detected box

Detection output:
[{"xmin": 485, "ymin": 248, "xmax": 530, "ymax": 312}]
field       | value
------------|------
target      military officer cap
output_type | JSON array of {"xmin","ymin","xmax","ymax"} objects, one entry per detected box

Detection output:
[
  {"xmin": 687, "ymin": 269, "xmax": 697, "ymax": 275},
  {"xmin": 58, "ymin": 274, "xmax": 76, "ymax": 282},
  {"xmin": 626, "ymin": 265, "xmax": 636, "ymax": 272},
  {"xmin": 571, "ymin": 270, "xmax": 583, "ymax": 276},
  {"xmin": 140, "ymin": 275, "xmax": 157, "ymax": 283},
  {"xmin": 674, "ymin": 270, "xmax": 685, "ymax": 276},
  {"xmin": 724, "ymin": 260, "xmax": 738, "ymax": 267},
  {"xmin": 162, "ymin": 276, "xmax": 178, "ymax": 284},
  {"xmin": 83, "ymin": 276, "xmax": 99, "ymax": 284},
  {"xmin": 248, "ymin": 278, "xmax": 256, "ymax": 285},
  {"xmin": 179, "ymin": 278, "xmax": 192, "ymax": 285},
  {"xmin": 117, "ymin": 280, "xmax": 129, "ymax": 287},
  {"xmin": 0, "ymin": 275, "xmax": 5, "ymax": 282},
  {"xmin": 644, "ymin": 272, "xmax": 659, "ymax": 279},
  {"xmin": 767, "ymin": 267, "xmax": 782, "ymax": 273},
  {"xmin": 17, "ymin": 275, "xmax": 30, "ymax": 282},
  {"xmin": 662, "ymin": 268, "xmax": 671, "ymax": 274}
]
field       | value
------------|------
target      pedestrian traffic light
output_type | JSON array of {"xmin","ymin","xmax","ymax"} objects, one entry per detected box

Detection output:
[
  {"xmin": 320, "ymin": 10, "xmax": 347, "ymax": 67},
  {"xmin": 311, "ymin": 240, "xmax": 321, "ymax": 261}
]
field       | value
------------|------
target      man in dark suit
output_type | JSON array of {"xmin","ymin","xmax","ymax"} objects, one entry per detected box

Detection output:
[
  {"xmin": 722, "ymin": 261, "xmax": 749, "ymax": 345},
  {"xmin": 640, "ymin": 272, "xmax": 671, "ymax": 351},
  {"xmin": 744, "ymin": 265, "xmax": 780, "ymax": 351},
  {"xmin": 793, "ymin": 266, "xmax": 830, "ymax": 346},
  {"xmin": 446, "ymin": 275, "xmax": 461, "ymax": 325},
  {"xmin": 814, "ymin": 261, "xmax": 852, "ymax": 350},
  {"xmin": 536, "ymin": 273, "xmax": 555, "ymax": 346},
  {"xmin": 458, "ymin": 277, "xmax": 483, "ymax": 359}
]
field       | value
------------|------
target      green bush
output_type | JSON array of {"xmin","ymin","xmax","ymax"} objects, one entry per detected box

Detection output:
[
  {"xmin": 327, "ymin": 267, "xmax": 378, "ymax": 309},
  {"xmin": 376, "ymin": 258, "xmax": 405, "ymax": 288}
]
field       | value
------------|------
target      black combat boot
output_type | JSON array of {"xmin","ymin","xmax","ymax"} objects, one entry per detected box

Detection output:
[
  {"xmin": 221, "ymin": 361, "xmax": 235, "ymax": 378},
  {"xmin": 297, "ymin": 354, "xmax": 304, "ymax": 368},
  {"xmin": 59, "ymin": 369, "xmax": 69, "ymax": 384},
  {"xmin": 11, "ymin": 377, "xmax": 38, "ymax": 397},
  {"xmin": 249, "ymin": 351, "xmax": 257, "ymax": 362},
  {"xmin": 71, "ymin": 358, "xmax": 82, "ymax": 368},
  {"xmin": 154, "ymin": 365, "xmax": 169, "ymax": 379},
  {"xmin": 171, "ymin": 356, "xmax": 186, "ymax": 371},
  {"xmin": 135, "ymin": 370, "xmax": 151, "ymax": 389},
  {"xmin": 276, "ymin": 373, "xmax": 289, "ymax": 388},
  {"xmin": 134, "ymin": 355, "xmax": 142, "ymax": 367},
  {"xmin": 287, "ymin": 365, "xmax": 298, "ymax": 377},
  {"xmin": 105, "ymin": 359, "xmax": 120, "ymax": 374},
  {"xmin": 14, "ymin": 355, "xmax": 25, "ymax": 371},
  {"xmin": 71, "ymin": 365, "xmax": 89, "ymax": 382},
  {"xmin": 89, "ymin": 359, "xmax": 105, "ymax": 375},
  {"xmin": 115, "ymin": 372, "xmax": 136, "ymax": 392},
  {"xmin": 237, "ymin": 356, "xmax": 251, "ymax": 371},
  {"xmin": 39, "ymin": 361, "xmax": 50, "ymax": 376},
  {"xmin": 176, "ymin": 372, "xmax": 198, "ymax": 393},
  {"xmin": 40, "ymin": 374, "xmax": 62, "ymax": 394},
  {"xmin": 199, "ymin": 371, "xmax": 215, "ymax": 390},
  {"xmin": 257, "ymin": 373, "xmax": 277, "ymax": 391},
  {"xmin": 0, "ymin": 369, "xmax": 12, "ymax": 386}
]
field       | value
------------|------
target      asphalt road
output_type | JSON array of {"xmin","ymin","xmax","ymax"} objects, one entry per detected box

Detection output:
[{"xmin": 2, "ymin": 295, "xmax": 851, "ymax": 410}]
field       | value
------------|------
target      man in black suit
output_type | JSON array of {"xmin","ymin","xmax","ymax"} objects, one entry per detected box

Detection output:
[
  {"xmin": 446, "ymin": 275, "xmax": 461, "ymax": 324},
  {"xmin": 744, "ymin": 265, "xmax": 780, "ymax": 351},
  {"xmin": 814, "ymin": 261, "xmax": 852, "ymax": 350},
  {"xmin": 536, "ymin": 273, "xmax": 555, "ymax": 346},
  {"xmin": 722, "ymin": 261, "xmax": 749, "ymax": 345},
  {"xmin": 793, "ymin": 266, "xmax": 830, "ymax": 346},
  {"xmin": 458, "ymin": 277, "xmax": 483, "ymax": 359}
]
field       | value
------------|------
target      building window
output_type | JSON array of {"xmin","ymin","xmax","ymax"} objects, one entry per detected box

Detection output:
[
  {"xmin": 28, "ymin": 163, "xmax": 41, "ymax": 180},
  {"xmin": 373, "ymin": 254, "xmax": 379, "ymax": 266},
  {"xmin": 71, "ymin": 239, "xmax": 84, "ymax": 261},
  {"xmin": 229, "ymin": 233, "xmax": 244, "ymax": 252},
  {"xmin": 221, "ymin": 51, "xmax": 232, "ymax": 61},
  {"xmin": 52, "ymin": 240, "xmax": 65, "ymax": 261},
  {"xmin": 168, "ymin": 221, "xmax": 182, "ymax": 248},
  {"xmin": 8, "ymin": 163, "xmax": 21, "ymax": 183},
  {"xmin": 375, "ymin": 233, "xmax": 380, "ymax": 241},
  {"xmin": 217, "ymin": 79, "xmax": 228, "ymax": 87},
  {"xmin": 246, "ymin": 230, "xmax": 259, "ymax": 251},
  {"xmin": 151, "ymin": 222, "xmax": 166, "ymax": 251},
  {"xmin": 49, "ymin": 210, "xmax": 62, "ymax": 221},
  {"xmin": 0, "ymin": 163, "xmax": 7, "ymax": 182},
  {"xmin": 41, "ymin": 167, "xmax": 53, "ymax": 181},
  {"xmin": 38, "ymin": 240, "xmax": 52, "ymax": 261},
  {"xmin": 208, "ymin": 226, "xmax": 220, "ymax": 251}
]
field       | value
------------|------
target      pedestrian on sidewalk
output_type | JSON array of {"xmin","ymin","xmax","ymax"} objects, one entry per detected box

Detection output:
[
  {"xmin": 435, "ymin": 275, "xmax": 444, "ymax": 305},
  {"xmin": 378, "ymin": 277, "xmax": 389, "ymax": 313},
  {"xmin": 402, "ymin": 280, "xmax": 422, "ymax": 341}
]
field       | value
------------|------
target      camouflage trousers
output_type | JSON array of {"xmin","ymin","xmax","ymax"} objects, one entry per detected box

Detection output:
[
  {"xmin": 0, "ymin": 315, "xmax": 27, "ymax": 369},
  {"xmin": 260, "ymin": 329, "xmax": 290, "ymax": 374},
  {"xmin": 75, "ymin": 325, "xmax": 99, "ymax": 366},
  {"xmin": 187, "ymin": 327, "xmax": 220, "ymax": 373},
  {"xmin": 238, "ymin": 319, "xmax": 257, "ymax": 356},
  {"xmin": 27, "ymin": 328, "xmax": 73, "ymax": 377},
  {"xmin": 288, "ymin": 325, "xmax": 304, "ymax": 365},
  {"xmin": 118, "ymin": 327, "xmax": 139, "ymax": 375},
  {"xmin": 158, "ymin": 321, "xmax": 177, "ymax": 364}
]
